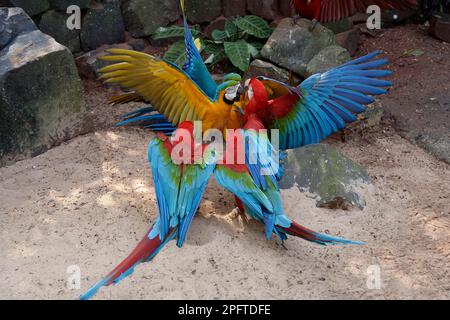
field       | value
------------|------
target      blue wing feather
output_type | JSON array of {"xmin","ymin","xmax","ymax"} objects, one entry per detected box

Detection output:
[
  {"xmin": 181, "ymin": 4, "xmax": 218, "ymax": 100},
  {"xmin": 272, "ymin": 51, "xmax": 393, "ymax": 150}
]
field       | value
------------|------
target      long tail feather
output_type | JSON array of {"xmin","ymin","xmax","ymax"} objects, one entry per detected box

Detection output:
[
  {"xmin": 80, "ymin": 226, "xmax": 174, "ymax": 300},
  {"xmin": 279, "ymin": 221, "xmax": 364, "ymax": 246}
]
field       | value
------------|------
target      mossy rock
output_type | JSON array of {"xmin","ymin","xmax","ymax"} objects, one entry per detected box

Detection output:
[{"xmin": 279, "ymin": 144, "xmax": 371, "ymax": 210}]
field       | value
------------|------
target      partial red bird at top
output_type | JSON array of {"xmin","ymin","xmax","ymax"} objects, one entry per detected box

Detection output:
[{"xmin": 291, "ymin": 0, "xmax": 418, "ymax": 23}]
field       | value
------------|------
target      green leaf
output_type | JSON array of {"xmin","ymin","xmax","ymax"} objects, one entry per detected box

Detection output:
[
  {"xmin": 233, "ymin": 15, "xmax": 272, "ymax": 39},
  {"xmin": 211, "ymin": 19, "xmax": 240, "ymax": 41},
  {"xmin": 204, "ymin": 43, "xmax": 226, "ymax": 65},
  {"xmin": 247, "ymin": 42, "xmax": 263, "ymax": 58},
  {"xmin": 163, "ymin": 41, "xmax": 187, "ymax": 66},
  {"xmin": 402, "ymin": 48, "xmax": 425, "ymax": 57},
  {"xmin": 153, "ymin": 25, "xmax": 200, "ymax": 40},
  {"xmin": 224, "ymin": 40, "xmax": 251, "ymax": 71}
]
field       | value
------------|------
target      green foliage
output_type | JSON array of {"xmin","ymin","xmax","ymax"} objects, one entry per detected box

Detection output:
[
  {"xmin": 152, "ymin": 15, "xmax": 273, "ymax": 72},
  {"xmin": 153, "ymin": 25, "xmax": 201, "ymax": 39}
]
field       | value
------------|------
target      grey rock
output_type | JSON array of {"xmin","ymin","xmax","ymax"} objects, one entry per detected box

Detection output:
[
  {"xmin": 80, "ymin": 0, "xmax": 125, "ymax": 51},
  {"xmin": 261, "ymin": 18, "xmax": 336, "ymax": 77},
  {"xmin": 335, "ymin": 27, "xmax": 361, "ymax": 55},
  {"xmin": 122, "ymin": 0, "xmax": 180, "ymax": 38},
  {"xmin": 1, "ymin": 7, "xmax": 36, "ymax": 50},
  {"xmin": 306, "ymin": 45, "xmax": 351, "ymax": 76},
  {"xmin": 430, "ymin": 14, "xmax": 450, "ymax": 43},
  {"xmin": 279, "ymin": 144, "xmax": 371, "ymax": 210},
  {"xmin": 49, "ymin": 0, "xmax": 91, "ymax": 11},
  {"xmin": 223, "ymin": 0, "xmax": 246, "ymax": 17},
  {"xmin": 186, "ymin": 0, "xmax": 221, "ymax": 23},
  {"xmin": 244, "ymin": 59, "xmax": 292, "ymax": 83},
  {"xmin": 0, "ymin": 28, "xmax": 86, "ymax": 163},
  {"xmin": 128, "ymin": 38, "xmax": 147, "ymax": 51},
  {"xmin": 39, "ymin": 10, "xmax": 81, "ymax": 52},
  {"xmin": 75, "ymin": 43, "xmax": 132, "ymax": 79},
  {"xmin": 322, "ymin": 18, "xmax": 353, "ymax": 34},
  {"xmin": 247, "ymin": 0, "xmax": 279, "ymax": 20},
  {"xmin": 415, "ymin": 132, "xmax": 450, "ymax": 164},
  {"xmin": 9, "ymin": 0, "xmax": 50, "ymax": 16}
]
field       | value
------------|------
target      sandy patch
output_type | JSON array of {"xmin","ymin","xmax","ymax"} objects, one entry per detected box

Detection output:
[{"xmin": 0, "ymin": 127, "xmax": 449, "ymax": 299}]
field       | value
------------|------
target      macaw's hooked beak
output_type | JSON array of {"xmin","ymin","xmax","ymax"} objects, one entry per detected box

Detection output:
[{"xmin": 233, "ymin": 103, "xmax": 245, "ymax": 115}]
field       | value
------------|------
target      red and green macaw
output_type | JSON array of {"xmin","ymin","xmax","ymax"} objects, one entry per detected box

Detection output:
[
  {"xmin": 81, "ymin": 0, "xmax": 394, "ymax": 300},
  {"xmin": 291, "ymin": 0, "xmax": 418, "ymax": 23}
]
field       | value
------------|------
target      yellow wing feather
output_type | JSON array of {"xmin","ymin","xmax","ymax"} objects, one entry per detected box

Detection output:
[{"xmin": 99, "ymin": 49, "xmax": 214, "ymax": 126}]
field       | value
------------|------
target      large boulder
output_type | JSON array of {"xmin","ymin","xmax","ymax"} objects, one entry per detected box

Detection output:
[
  {"xmin": 0, "ymin": 6, "xmax": 36, "ymax": 49},
  {"xmin": 186, "ymin": 0, "xmax": 221, "ymax": 23},
  {"xmin": 0, "ymin": 8, "xmax": 87, "ymax": 164},
  {"xmin": 122, "ymin": 0, "xmax": 180, "ymax": 37},
  {"xmin": 80, "ymin": 0, "xmax": 125, "ymax": 51},
  {"xmin": 306, "ymin": 45, "xmax": 351, "ymax": 76},
  {"xmin": 261, "ymin": 18, "xmax": 336, "ymax": 78},
  {"xmin": 9, "ymin": 0, "xmax": 50, "ymax": 16},
  {"xmin": 39, "ymin": 10, "xmax": 81, "ymax": 52},
  {"xmin": 279, "ymin": 144, "xmax": 371, "ymax": 210}
]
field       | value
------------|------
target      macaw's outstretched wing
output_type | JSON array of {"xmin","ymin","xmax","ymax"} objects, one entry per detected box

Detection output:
[
  {"xmin": 319, "ymin": 0, "xmax": 418, "ymax": 22},
  {"xmin": 180, "ymin": 0, "xmax": 217, "ymax": 99},
  {"xmin": 260, "ymin": 50, "xmax": 393, "ymax": 150},
  {"xmin": 80, "ymin": 124, "xmax": 215, "ymax": 300},
  {"xmin": 99, "ymin": 49, "xmax": 218, "ymax": 127}
]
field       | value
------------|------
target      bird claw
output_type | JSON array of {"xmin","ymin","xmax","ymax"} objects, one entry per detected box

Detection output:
[{"xmin": 292, "ymin": 14, "xmax": 301, "ymax": 26}]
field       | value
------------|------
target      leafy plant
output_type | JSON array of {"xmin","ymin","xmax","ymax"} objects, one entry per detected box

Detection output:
[{"xmin": 152, "ymin": 15, "xmax": 273, "ymax": 72}]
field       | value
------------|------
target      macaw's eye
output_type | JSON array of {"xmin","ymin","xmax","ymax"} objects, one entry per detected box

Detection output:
[{"xmin": 224, "ymin": 84, "xmax": 242, "ymax": 104}]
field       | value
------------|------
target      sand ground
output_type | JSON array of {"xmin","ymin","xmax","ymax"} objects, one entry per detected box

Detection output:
[{"xmin": 0, "ymin": 126, "xmax": 449, "ymax": 300}]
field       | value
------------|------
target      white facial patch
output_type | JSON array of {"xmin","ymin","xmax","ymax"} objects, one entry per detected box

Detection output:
[
  {"xmin": 225, "ymin": 84, "xmax": 241, "ymax": 101},
  {"xmin": 247, "ymin": 85, "xmax": 254, "ymax": 101}
]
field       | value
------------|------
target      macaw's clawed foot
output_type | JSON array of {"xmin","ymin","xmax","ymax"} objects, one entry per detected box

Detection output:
[
  {"xmin": 309, "ymin": 19, "xmax": 318, "ymax": 32},
  {"xmin": 292, "ymin": 14, "xmax": 301, "ymax": 26}
]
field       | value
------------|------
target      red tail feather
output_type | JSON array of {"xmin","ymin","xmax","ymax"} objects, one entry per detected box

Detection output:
[
  {"xmin": 280, "ymin": 221, "xmax": 320, "ymax": 242},
  {"xmin": 104, "ymin": 227, "xmax": 163, "ymax": 286}
]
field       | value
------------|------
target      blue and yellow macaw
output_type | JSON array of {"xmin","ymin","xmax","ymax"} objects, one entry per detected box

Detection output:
[
  {"xmin": 99, "ymin": 0, "xmax": 244, "ymax": 135},
  {"xmin": 81, "ymin": 0, "xmax": 394, "ymax": 300}
]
